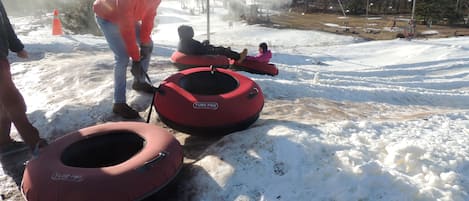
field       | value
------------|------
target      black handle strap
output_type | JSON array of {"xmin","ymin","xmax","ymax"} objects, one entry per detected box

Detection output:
[{"xmin": 136, "ymin": 151, "xmax": 168, "ymax": 172}]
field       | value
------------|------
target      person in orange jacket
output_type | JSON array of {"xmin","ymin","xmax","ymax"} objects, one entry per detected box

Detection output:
[
  {"xmin": 0, "ymin": 0, "xmax": 47, "ymax": 156},
  {"xmin": 93, "ymin": 0, "xmax": 161, "ymax": 119}
]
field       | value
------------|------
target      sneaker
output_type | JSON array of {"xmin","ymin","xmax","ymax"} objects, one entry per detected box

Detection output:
[
  {"xmin": 0, "ymin": 141, "xmax": 29, "ymax": 157},
  {"xmin": 132, "ymin": 81, "xmax": 158, "ymax": 94},
  {"xmin": 237, "ymin": 48, "xmax": 248, "ymax": 63},
  {"xmin": 112, "ymin": 103, "xmax": 140, "ymax": 119}
]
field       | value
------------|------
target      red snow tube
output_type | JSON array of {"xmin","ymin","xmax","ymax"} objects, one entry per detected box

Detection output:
[
  {"xmin": 170, "ymin": 51, "xmax": 230, "ymax": 70},
  {"xmin": 230, "ymin": 59, "xmax": 279, "ymax": 76},
  {"xmin": 21, "ymin": 122, "xmax": 183, "ymax": 201},
  {"xmin": 154, "ymin": 67, "xmax": 264, "ymax": 136}
]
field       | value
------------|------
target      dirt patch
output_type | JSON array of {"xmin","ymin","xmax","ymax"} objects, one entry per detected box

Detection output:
[
  {"xmin": 262, "ymin": 98, "xmax": 446, "ymax": 123},
  {"xmin": 265, "ymin": 12, "xmax": 469, "ymax": 40}
]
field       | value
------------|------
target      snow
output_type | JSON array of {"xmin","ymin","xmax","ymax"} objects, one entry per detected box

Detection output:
[{"xmin": 2, "ymin": 1, "xmax": 469, "ymax": 201}]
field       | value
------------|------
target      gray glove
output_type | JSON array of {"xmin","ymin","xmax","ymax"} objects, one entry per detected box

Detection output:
[
  {"xmin": 140, "ymin": 44, "xmax": 153, "ymax": 61},
  {"xmin": 131, "ymin": 60, "xmax": 145, "ymax": 82},
  {"xmin": 202, "ymin": 40, "xmax": 210, "ymax": 46}
]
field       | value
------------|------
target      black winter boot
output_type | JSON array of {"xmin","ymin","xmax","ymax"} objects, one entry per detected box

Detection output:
[
  {"xmin": 112, "ymin": 103, "xmax": 139, "ymax": 119},
  {"xmin": 132, "ymin": 81, "xmax": 157, "ymax": 94}
]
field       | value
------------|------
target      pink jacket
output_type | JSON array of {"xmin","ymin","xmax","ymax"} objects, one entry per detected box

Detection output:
[
  {"xmin": 246, "ymin": 50, "xmax": 272, "ymax": 63},
  {"xmin": 93, "ymin": 0, "xmax": 161, "ymax": 61}
]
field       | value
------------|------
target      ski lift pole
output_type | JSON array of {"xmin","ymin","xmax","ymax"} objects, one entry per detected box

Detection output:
[
  {"xmin": 410, "ymin": 0, "xmax": 417, "ymax": 35},
  {"xmin": 337, "ymin": 0, "xmax": 346, "ymax": 17},
  {"xmin": 206, "ymin": 0, "xmax": 210, "ymax": 42},
  {"xmin": 366, "ymin": 0, "xmax": 369, "ymax": 18},
  {"xmin": 365, "ymin": 0, "xmax": 369, "ymax": 29},
  {"xmin": 411, "ymin": 0, "xmax": 416, "ymax": 21}
]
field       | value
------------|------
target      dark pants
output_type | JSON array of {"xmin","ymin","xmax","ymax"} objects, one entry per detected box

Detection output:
[
  {"xmin": 207, "ymin": 45, "xmax": 241, "ymax": 60},
  {"xmin": 0, "ymin": 58, "xmax": 40, "ymax": 149}
]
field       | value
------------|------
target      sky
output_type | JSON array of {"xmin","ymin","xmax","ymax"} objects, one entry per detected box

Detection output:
[{"xmin": 2, "ymin": 0, "xmax": 469, "ymax": 200}]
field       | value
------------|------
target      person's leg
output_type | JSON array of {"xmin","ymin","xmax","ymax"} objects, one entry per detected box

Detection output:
[
  {"xmin": 0, "ymin": 59, "xmax": 41, "ymax": 149},
  {"xmin": 130, "ymin": 24, "xmax": 157, "ymax": 93},
  {"xmin": 208, "ymin": 46, "xmax": 239, "ymax": 60},
  {"xmin": 0, "ymin": 60, "xmax": 16, "ymax": 146},
  {"xmin": 0, "ymin": 103, "xmax": 12, "ymax": 146},
  {"xmin": 96, "ymin": 16, "xmax": 139, "ymax": 118},
  {"xmin": 135, "ymin": 24, "xmax": 153, "ymax": 74},
  {"xmin": 96, "ymin": 16, "xmax": 129, "ymax": 104},
  {"xmin": 0, "ymin": 98, "xmax": 13, "ymax": 146},
  {"xmin": 208, "ymin": 46, "xmax": 246, "ymax": 62}
]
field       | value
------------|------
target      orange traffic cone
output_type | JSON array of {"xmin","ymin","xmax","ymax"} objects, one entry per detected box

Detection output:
[{"xmin": 52, "ymin": 9, "xmax": 63, "ymax": 35}]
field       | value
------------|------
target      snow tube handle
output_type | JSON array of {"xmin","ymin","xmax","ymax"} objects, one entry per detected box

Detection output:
[
  {"xmin": 248, "ymin": 87, "xmax": 259, "ymax": 99},
  {"xmin": 136, "ymin": 151, "xmax": 168, "ymax": 172},
  {"xmin": 155, "ymin": 86, "xmax": 165, "ymax": 95},
  {"xmin": 210, "ymin": 65, "xmax": 217, "ymax": 74}
]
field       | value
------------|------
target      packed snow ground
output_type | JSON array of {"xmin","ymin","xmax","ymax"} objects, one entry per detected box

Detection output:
[{"xmin": 1, "ymin": 1, "xmax": 469, "ymax": 200}]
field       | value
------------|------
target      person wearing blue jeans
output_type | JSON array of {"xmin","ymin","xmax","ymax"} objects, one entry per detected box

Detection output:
[{"xmin": 93, "ymin": 0, "xmax": 161, "ymax": 119}]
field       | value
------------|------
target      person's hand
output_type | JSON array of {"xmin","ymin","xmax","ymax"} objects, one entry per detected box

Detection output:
[
  {"xmin": 140, "ymin": 44, "xmax": 153, "ymax": 61},
  {"xmin": 16, "ymin": 50, "xmax": 28, "ymax": 59},
  {"xmin": 131, "ymin": 60, "xmax": 144, "ymax": 81},
  {"xmin": 202, "ymin": 40, "xmax": 210, "ymax": 46}
]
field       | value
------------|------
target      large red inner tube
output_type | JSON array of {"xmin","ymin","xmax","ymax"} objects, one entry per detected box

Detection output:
[
  {"xmin": 21, "ymin": 122, "xmax": 183, "ymax": 201},
  {"xmin": 179, "ymin": 70, "xmax": 238, "ymax": 95},
  {"xmin": 154, "ymin": 67, "xmax": 264, "ymax": 136},
  {"xmin": 230, "ymin": 59, "xmax": 279, "ymax": 76},
  {"xmin": 170, "ymin": 51, "xmax": 230, "ymax": 70},
  {"xmin": 60, "ymin": 132, "xmax": 143, "ymax": 168}
]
